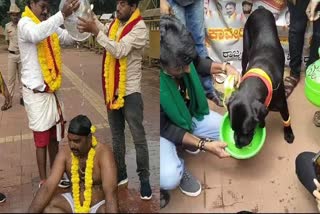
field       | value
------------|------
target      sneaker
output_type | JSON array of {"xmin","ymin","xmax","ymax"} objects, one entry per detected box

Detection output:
[
  {"xmin": 58, "ymin": 179, "xmax": 71, "ymax": 189},
  {"xmin": 160, "ymin": 189, "xmax": 170, "ymax": 209},
  {"xmin": 179, "ymin": 169, "xmax": 201, "ymax": 197},
  {"xmin": 140, "ymin": 181, "xmax": 152, "ymax": 200},
  {"xmin": 117, "ymin": 173, "xmax": 128, "ymax": 187},
  {"xmin": 0, "ymin": 193, "xmax": 6, "ymax": 203}
]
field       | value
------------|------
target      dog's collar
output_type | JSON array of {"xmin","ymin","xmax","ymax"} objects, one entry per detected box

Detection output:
[{"xmin": 241, "ymin": 68, "xmax": 273, "ymax": 107}]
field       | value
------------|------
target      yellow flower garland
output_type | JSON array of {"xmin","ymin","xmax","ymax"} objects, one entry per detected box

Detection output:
[
  {"xmin": 22, "ymin": 6, "xmax": 62, "ymax": 92},
  {"xmin": 71, "ymin": 126, "xmax": 98, "ymax": 213},
  {"xmin": 104, "ymin": 9, "xmax": 141, "ymax": 110}
]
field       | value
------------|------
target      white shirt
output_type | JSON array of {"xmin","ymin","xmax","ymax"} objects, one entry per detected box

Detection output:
[{"xmin": 18, "ymin": 11, "xmax": 74, "ymax": 91}]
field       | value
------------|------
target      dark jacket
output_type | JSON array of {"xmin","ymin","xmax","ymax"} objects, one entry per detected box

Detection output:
[{"xmin": 160, "ymin": 56, "xmax": 212, "ymax": 145}]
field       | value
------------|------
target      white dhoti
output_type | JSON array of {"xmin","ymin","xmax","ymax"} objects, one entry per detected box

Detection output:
[{"xmin": 23, "ymin": 87, "xmax": 64, "ymax": 142}]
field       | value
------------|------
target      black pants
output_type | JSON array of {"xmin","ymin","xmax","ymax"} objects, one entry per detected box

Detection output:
[
  {"xmin": 295, "ymin": 151, "xmax": 317, "ymax": 194},
  {"xmin": 287, "ymin": 0, "xmax": 320, "ymax": 77},
  {"xmin": 107, "ymin": 92, "xmax": 150, "ymax": 182}
]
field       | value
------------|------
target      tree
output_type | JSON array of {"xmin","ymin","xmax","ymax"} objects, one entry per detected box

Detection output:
[
  {"xmin": 91, "ymin": 0, "xmax": 116, "ymax": 16},
  {"xmin": 0, "ymin": 0, "xmax": 11, "ymax": 28}
]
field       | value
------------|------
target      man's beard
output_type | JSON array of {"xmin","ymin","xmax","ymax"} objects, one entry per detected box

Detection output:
[{"xmin": 118, "ymin": 12, "xmax": 131, "ymax": 22}]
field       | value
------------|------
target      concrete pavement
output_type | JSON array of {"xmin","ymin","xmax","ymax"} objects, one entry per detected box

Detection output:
[{"xmin": 161, "ymin": 69, "xmax": 320, "ymax": 213}]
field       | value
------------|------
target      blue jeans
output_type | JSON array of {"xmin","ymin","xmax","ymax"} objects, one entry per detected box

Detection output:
[
  {"xmin": 169, "ymin": 0, "xmax": 214, "ymax": 94},
  {"xmin": 288, "ymin": 0, "xmax": 320, "ymax": 76},
  {"xmin": 168, "ymin": 0, "xmax": 208, "ymax": 57},
  {"xmin": 200, "ymin": 75, "xmax": 214, "ymax": 96},
  {"xmin": 160, "ymin": 110, "xmax": 222, "ymax": 190}
]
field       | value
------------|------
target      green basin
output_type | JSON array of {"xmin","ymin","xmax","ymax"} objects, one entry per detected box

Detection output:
[
  {"xmin": 305, "ymin": 77, "xmax": 320, "ymax": 107},
  {"xmin": 220, "ymin": 113, "xmax": 266, "ymax": 159}
]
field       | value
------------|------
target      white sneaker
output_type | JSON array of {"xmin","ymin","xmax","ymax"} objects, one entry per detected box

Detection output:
[{"xmin": 117, "ymin": 177, "xmax": 128, "ymax": 186}]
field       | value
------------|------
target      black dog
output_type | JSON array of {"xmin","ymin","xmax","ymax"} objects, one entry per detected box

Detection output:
[{"xmin": 227, "ymin": 8, "xmax": 294, "ymax": 148}]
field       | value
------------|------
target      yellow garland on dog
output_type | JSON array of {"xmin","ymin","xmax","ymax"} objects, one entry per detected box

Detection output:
[
  {"xmin": 104, "ymin": 9, "xmax": 141, "ymax": 109},
  {"xmin": 22, "ymin": 6, "xmax": 62, "ymax": 92},
  {"xmin": 71, "ymin": 126, "xmax": 97, "ymax": 213}
]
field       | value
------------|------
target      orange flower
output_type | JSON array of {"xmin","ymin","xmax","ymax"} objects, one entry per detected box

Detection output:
[
  {"xmin": 103, "ymin": 9, "xmax": 141, "ymax": 109},
  {"xmin": 22, "ymin": 6, "xmax": 62, "ymax": 92}
]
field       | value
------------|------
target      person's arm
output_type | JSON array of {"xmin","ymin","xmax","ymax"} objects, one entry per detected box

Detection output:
[
  {"xmin": 100, "ymin": 145, "xmax": 119, "ymax": 213},
  {"xmin": 161, "ymin": 106, "xmax": 230, "ymax": 158},
  {"xmin": 19, "ymin": 12, "xmax": 64, "ymax": 44},
  {"xmin": 93, "ymin": 14, "xmax": 107, "ymax": 32},
  {"xmin": 56, "ymin": 27, "xmax": 75, "ymax": 46},
  {"xmin": 182, "ymin": 132, "xmax": 230, "ymax": 158},
  {"xmin": 77, "ymin": 18, "xmax": 148, "ymax": 59},
  {"xmin": 160, "ymin": 0, "xmax": 172, "ymax": 15},
  {"xmin": 28, "ymin": 148, "xmax": 67, "ymax": 213},
  {"xmin": 19, "ymin": 0, "xmax": 79, "ymax": 44},
  {"xmin": 193, "ymin": 56, "xmax": 240, "ymax": 86},
  {"xmin": 160, "ymin": 106, "xmax": 187, "ymax": 144},
  {"xmin": 306, "ymin": 0, "xmax": 320, "ymax": 21}
]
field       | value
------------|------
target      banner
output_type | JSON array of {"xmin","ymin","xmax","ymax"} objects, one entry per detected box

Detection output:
[{"xmin": 204, "ymin": 0, "xmax": 313, "ymax": 71}]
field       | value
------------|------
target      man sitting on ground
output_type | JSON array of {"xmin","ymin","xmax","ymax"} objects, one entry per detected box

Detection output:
[{"xmin": 28, "ymin": 115, "xmax": 118, "ymax": 213}]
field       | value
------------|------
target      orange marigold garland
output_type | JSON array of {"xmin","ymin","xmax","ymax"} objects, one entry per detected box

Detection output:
[
  {"xmin": 103, "ymin": 9, "xmax": 141, "ymax": 110},
  {"xmin": 22, "ymin": 6, "xmax": 62, "ymax": 92},
  {"xmin": 71, "ymin": 126, "xmax": 98, "ymax": 213}
]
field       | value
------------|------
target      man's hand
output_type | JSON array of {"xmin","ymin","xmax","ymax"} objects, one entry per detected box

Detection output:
[
  {"xmin": 77, "ymin": 16, "xmax": 99, "ymax": 36},
  {"xmin": 306, "ymin": 0, "xmax": 320, "ymax": 21},
  {"xmin": 160, "ymin": 0, "xmax": 173, "ymax": 15},
  {"xmin": 313, "ymin": 178, "xmax": 320, "ymax": 211},
  {"xmin": 225, "ymin": 63, "xmax": 241, "ymax": 88},
  {"xmin": 61, "ymin": 0, "xmax": 80, "ymax": 18},
  {"xmin": 203, "ymin": 141, "xmax": 230, "ymax": 158}
]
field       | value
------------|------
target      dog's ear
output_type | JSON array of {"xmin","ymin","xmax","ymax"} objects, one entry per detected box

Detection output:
[
  {"xmin": 252, "ymin": 100, "xmax": 268, "ymax": 123},
  {"xmin": 226, "ymin": 92, "xmax": 236, "ymax": 112}
]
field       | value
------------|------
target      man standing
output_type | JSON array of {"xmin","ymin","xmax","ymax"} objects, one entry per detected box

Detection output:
[
  {"xmin": 18, "ymin": 0, "xmax": 79, "ymax": 188},
  {"xmin": 77, "ymin": 0, "xmax": 152, "ymax": 200},
  {"xmin": 4, "ymin": 3, "xmax": 22, "ymax": 109},
  {"xmin": 28, "ymin": 115, "xmax": 118, "ymax": 213}
]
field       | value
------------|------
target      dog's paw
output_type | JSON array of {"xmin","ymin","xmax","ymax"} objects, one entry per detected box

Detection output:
[{"xmin": 284, "ymin": 127, "xmax": 294, "ymax": 144}]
